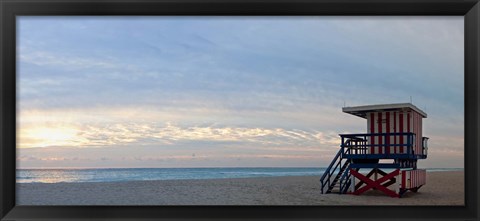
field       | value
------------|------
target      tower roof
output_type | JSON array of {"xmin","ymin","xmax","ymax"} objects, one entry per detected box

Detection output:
[{"xmin": 342, "ymin": 103, "xmax": 427, "ymax": 119}]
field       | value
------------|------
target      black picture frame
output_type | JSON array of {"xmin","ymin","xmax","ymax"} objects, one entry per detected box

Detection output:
[{"xmin": 1, "ymin": 0, "xmax": 479, "ymax": 220}]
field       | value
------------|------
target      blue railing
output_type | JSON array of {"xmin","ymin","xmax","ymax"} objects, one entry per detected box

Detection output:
[
  {"xmin": 320, "ymin": 139, "xmax": 358, "ymax": 194},
  {"xmin": 320, "ymin": 148, "xmax": 343, "ymax": 194},
  {"xmin": 339, "ymin": 160, "xmax": 352, "ymax": 193},
  {"xmin": 339, "ymin": 132, "xmax": 416, "ymax": 158}
]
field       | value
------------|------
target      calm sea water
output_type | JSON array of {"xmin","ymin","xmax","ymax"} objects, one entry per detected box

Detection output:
[
  {"xmin": 16, "ymin": 167, "xmax": 324, "ymax": 183},
  {"xmin": 16, "ymin": 167, "xmax": 463, "ymax": 183}
]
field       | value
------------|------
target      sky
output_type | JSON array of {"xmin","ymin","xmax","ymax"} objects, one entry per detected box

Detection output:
[{"xmin": 16, "ymin": 16, "xmax": 464, "ymax": 169}]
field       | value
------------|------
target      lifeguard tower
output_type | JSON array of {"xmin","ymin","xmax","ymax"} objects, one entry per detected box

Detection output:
[{"xmin": 320, "ymin": 103, "xmax": 429, "ymax": 197}]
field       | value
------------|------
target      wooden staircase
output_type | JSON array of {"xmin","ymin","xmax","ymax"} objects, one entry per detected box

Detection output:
[{"xmin": 320, "ymin": 139, "xmax": 355, "ymax": 194}]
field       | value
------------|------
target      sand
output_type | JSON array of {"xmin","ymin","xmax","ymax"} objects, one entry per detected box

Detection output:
[{"xmin": 16, "ymin": 171, "xmax": 464, "ymax": 205}]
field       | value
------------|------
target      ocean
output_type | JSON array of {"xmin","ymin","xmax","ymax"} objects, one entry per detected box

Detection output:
[{"xmin": 16, "ymin": 167, "xmax": 463, "ymax": 183}]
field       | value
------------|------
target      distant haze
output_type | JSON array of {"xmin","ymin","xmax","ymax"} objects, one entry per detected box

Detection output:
[{"xmin": 17, "ymin": 16, "xmax": 464, "ymax": 169}]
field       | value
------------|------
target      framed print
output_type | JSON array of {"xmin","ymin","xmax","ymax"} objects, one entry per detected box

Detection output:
[{"xmin": 1, "ymin": 0, "xmax": 479, "ymax": 220}]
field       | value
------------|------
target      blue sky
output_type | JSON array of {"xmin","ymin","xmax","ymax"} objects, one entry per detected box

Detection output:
[{"xmin": 17, "ymin": 16, "xmax": 464, "ymax": 168}]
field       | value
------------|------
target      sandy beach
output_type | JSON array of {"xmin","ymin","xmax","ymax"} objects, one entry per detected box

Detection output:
[{"xmin": 16, "ymin": 171, "xmax": 464, "ymax": 205}]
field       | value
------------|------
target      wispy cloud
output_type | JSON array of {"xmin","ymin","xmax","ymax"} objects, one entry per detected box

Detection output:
[{"xmin": 19, "ymin": 120, "xmax": 340, "ymax": 149}]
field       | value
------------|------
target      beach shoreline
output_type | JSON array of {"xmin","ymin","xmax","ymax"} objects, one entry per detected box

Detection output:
[{"xmin": 16, "ymin": 171, "xmax": 464, "ymax": 205}]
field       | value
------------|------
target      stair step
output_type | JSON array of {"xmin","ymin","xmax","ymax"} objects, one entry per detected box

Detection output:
[{"xmin": 319, "ymin": 148, "xmax": 352, "ymax": 194}]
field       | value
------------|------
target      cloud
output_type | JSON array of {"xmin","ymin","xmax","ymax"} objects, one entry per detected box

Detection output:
[
  {"xmin": 18, "ymin": 120, "xmax": 340, "ymax": 149},
  {"xmin": 19, "ymin": 50, "xmax": 117, "ymax": 70}
]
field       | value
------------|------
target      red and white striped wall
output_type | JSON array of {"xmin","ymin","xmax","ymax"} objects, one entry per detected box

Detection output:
[
  {"xmin": 366, "ymin": 111, "xmax": 423, "ymax": 155},
  {"xmin": 401, "ymin": 169, "xmax": 426, "ymax": 189}
]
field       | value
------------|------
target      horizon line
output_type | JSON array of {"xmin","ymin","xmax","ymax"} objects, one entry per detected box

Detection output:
[{"xmin": 16, "ymin": 166, "xmax": 466, "ymax": 170}]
